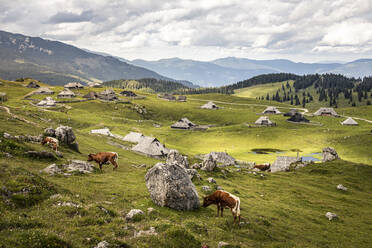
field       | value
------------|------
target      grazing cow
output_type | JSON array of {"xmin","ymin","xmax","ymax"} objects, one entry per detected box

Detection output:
[
  {"xmin": 253, "ymin": 163, "xmax": 271, "ymax": 171},
  {"xmin": 41, "ymin": 137, "xmax": 59, "ymax": 152},
  {"xmin": 203, "ymin": 190, "xmax": 241, "ymax": 224},
  {"xmin": 87, "ymin": 152, "xmax": 119, "ymax": 170}
]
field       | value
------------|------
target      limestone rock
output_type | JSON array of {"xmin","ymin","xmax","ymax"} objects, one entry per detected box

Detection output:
[
  {"xmin": 201, "ymin": 154, "xmax": 217, "ymax": 172},
  {"xmin": 337, "ymin": 184, "xmax": 347, "ymax": 191},
  {"xmin": 145, "ymin": 162, "xmax": 200, "ymax": 210},
  {"xmin": 134, "ymin": 227, "xmax": 157, "ymax": 238},
  {"xmin": 322, "ymin": 147, "xmax": 339, "ymax": 162},
  {"xmin": 55, "ymin": 126, "xmax": 76, "ymax": 145},
  {"xmin": 325, "ymin": 212, "xmax": 338, "ymax": 220},
  {"xmin": 202, "ymin": 186, "xmax": 211, "ymax": 192},
  {"xmin": 207, "ymin": 152, "xmax": 236, "ymax": 167},
  {"xmin": 187, "ymin": 169, "xmax": 201, "ymax": 180},
  {"xmin": 94, "ymin": 241, "xmax": 110, "ymax": 248},
  {"xmin": 218, "ymin": 241, "xmax": 230, "ymax": 248},
  {"xmin": 63, "ymin": 160, "xmax": 94, "ymax": 173},
  {"xmin": 191, "ymin": 163, "xmax": 201, "ymax": 169},
  {"xmin": 166, "ymin": 150, "xmax": 189, "ymax": 168},
  {"xmin": 125, "ymin": 209, "xmax": 144, "ymax": 221},
  {"xmin": 41, "ymin": 164, "xmax": 62, "ymax": 175},
  {"xmin": 207, "ymin": 177, "xmax": 216, "ymax": 184},
  {"xmin": 44, "ymin": 127, "xmax": 56, "ymax": 137}
]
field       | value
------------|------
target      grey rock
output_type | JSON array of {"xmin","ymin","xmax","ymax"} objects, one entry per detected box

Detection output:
[
  {"xmin": 147, "ymin": 207, "xmax": 155, "ymax": 214},
  {"xmin": 206, "ymin": 152, "xmax": 236, "ymax": 167},
  {"xmin": 145, "ymin": 162, "xmax": 200, "ymax": 210},
  {"xmin": 57, "ymin": 201, "xmax": 81, "ymax": 208},
  {"xmin": 186, "ymin": 169, "xmax": 201, "ymax": 180},
  {"xmin": 63, "ymin": 160, "xmax": 94, "ymax": 173},
  {"xmin": 41, "ymin": 164, "xmax": 62, "ymax": 175},
  {"xmin": 322, "ymin": 147, "xmax": 340, "ymax": 162},
  {"xmin": 3, "ymin": 133, "xmax": 14, "ymax": 139},
  {"xmin": 271, "ymin": 156, "xmax": 301, "ymax": 172},
  {"xmin": 134, "ymin": 227, "xmax": 157, "ymax": 238},
  {"xmin": 44, "ymin": 127, "xmax": 56, "ymax": 137},
  {"xmin": 207, "ymin": 177, "xmax": 216, "ymax": 184},
  {"xmin": 325, "ymin": 212, "xmax": 338, "ymax": 220},
  {"xmin": 191, "ymin": 163, "xmax": 201, "ymax": 169},
  {"xmin": 201, "ymin": 154, "xmax": 217, "ymax": 172},
  {"xmin": 218, "ymin": 241, "xmax": 230, "ymax": 248},
  {"xmin": 166, "ymin": 149, "xmax": 189, "ymax": 168},
  {"xmin": 94, "ymin": 241, "xmax": 110, "ymax": 248},
  {"xmin": 55, "ymin": 125, "xmax": 76, "ymax": 145},
  {"xmin": 216, "ymin": 185, "xmax": 223, "ymax": 190},
  {"xmin": 125, "ymin": 209, "xmax": 144, "ymax": 221},
  {"xmin": 337, "ymin": 184, "xmax": 348, "ymax": 191}
]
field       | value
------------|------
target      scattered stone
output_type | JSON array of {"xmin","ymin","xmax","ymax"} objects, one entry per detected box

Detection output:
[
  {"xmin": 202, "ymin": 186, "xmax": 211, "ymax": 192},
  {"xmin": 57, "ymin": 202, "xmax": 81, "ymax": 208},
  {"xmin": 147, "ymin": 207, "xmax": 155, "ymax": 214},
  {"xmin": 201, "ymin": 154, "xmax": 217, "ymax": 172},
  {"xmin": 166, "ymin": 149, "xmax": 189, "ymax": 168},
  {"xmin": 55, "ymin": 125, "xmax": 76, "ymax": 145},
  {"xmin": 218, "ymin": 241, "xmax": 230, "ymax": 248},
  {"xmin": 26, "ymin": 151, "xmax": 56, "ymax": 160},
  {"xmin": 186, "ymin": 169, "xmax": 201, "ymax": 180},
  {"xmin": 134, "ymin": 227, "xmax": 157, "ymax": 238},
  {"xmin": 3, "ymin": 132, "xmax": 14, "ymax": 139},
  {"xmin": 325, "ymin": 212, "xmax": 338, "ymax": 221},
  {"xmin": 322, "ymin": 147, "xmax": 340, "ymax": 162},
  {"xmin": 125, "ymin": 209, "xmax": 144, "ymax": 221},
  {"xmin": 207, "ymin": 177, "xmax": 216, "ymax": 184},
  {"xmin": 216, "ymin": 186, "xmax": 223, "ymax": 190},
  {"xmin": 49, "ymin": 194, "xmax": 62, "ymax": 199},
  {"xmin": 145, "ymin": 162, "xmax": 200, "ymax": 210},
  {"xmin": 337, "ymin": 184, "xmax": 348, "ymax": 191},
  {"xmin": 253, "ymin": 172, "xmax": 257, "ymax": 176},
  {"xmin": 41, "ymin": 164, "xmax": 62, "ymax": 175},
  {"xmin": 63, "ymin": 160, "xmax": 95, "ymax": 173},
  {"xmin": 94, "ymin": 241, "xmax": 110, "ymax": 248},
  {"xmin": 44, "ymin": 127, "xmax": 56, "ymax": 137}
]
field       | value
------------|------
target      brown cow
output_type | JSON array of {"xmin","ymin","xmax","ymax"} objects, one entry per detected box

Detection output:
[
  {"xmin": 87, "ymin": 152, "xmax": 118, "ymax": 170},
  {"xmin": 41, "ymin": 137, "xmax": 59, "ymax": 152},
  {"xmin": 253, "ymin": 163, "xmax": 271, "ymax": 171},
  {"xmin": 203, "ymin": 190, "xmax": 241, "ymax": 224}
]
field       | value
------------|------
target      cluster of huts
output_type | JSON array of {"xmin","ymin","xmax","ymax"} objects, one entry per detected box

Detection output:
[{"xmin": 158, "ymin": 93, "xmax": 187, "ymax": 102}]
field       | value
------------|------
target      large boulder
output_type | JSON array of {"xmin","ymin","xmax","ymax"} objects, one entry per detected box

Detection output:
[
  {"xmin": 322, "ymin": 147, "xmax": 339, "ymax": 162},
  {"xmin": 166, "ymin": 150, "xmax": 189, "ymax": 168},
  {"xmin": 55, "ymin": 126, "xmax": 76, "ymax": 145},
  {"xmin": 63, "ymin": 160, "xmax": 95, "ymax": 173},
  {"xmin": 44, "ymin": 127, "xmax": 56, "ymax": 137},
  {"xmin": 207, "ymin": 152, "xmax": 236, "ymax": 167},
  {"xmin": 145, "ymin": 162, "xmax": 200, "ymax": 211},
  {"xmin": 40, "ymin": 164, "xmax": 62, "ymax": 175},
  {"xmin": 201, "ymin": 154, "xmax": 217, "ymax": 171}
]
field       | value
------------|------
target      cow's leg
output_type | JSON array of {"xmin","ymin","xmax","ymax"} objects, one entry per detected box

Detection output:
[
  {"xmin": 221, "ymin": 207, "xmax": 224, "ymax": 217},
  {"xmin": 99, "ymin": 163, "xmax": 103, "ymax": 171},
  {"xmin": 217, "ymin": 205, "xmax": 220, "ymax": 217},
  {"xmin": 110, "ymin": 159, "xmax": 118, "ymax": 170}
]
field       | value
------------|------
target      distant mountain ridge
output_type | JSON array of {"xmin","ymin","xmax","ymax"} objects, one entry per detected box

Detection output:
[
  {"xmin": 130, "ymin": 57, "xmax": 372, "ymax": 87},
  {"xmin": 0, "ymin": 30, "xmax": 196, "ymax": 87}
]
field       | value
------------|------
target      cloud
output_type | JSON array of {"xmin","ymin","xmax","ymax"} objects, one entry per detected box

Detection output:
[{"xmin": 0, "ymin": 0, "xmax": 371, "ymax": 62}]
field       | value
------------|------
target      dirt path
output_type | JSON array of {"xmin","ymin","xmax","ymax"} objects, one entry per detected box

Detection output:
[{"xmin": 0, "ymin": 105, "xmax": 39, "ymax": 126}]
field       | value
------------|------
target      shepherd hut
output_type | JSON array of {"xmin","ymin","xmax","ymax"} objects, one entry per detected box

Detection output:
[
  {"xmin": 132, "ymin": 137, "xmax": 169, "ymax": 158},
  {"xmin": 64, "ymin": 82, "xmax": 84, "ymax": 89},
  {"xmin": 26, "ymin": 81, "xmax": 40, "ymax": 88},
  {"xmin": 83, "ymin": 91, "xmax": 99, "ymax": 99},
  {"xmin": 171, "ymin": 118, "xmax": 196, "ymax": 129},
  {"xmin": 158, "ymin": 93, "xmax": 176, "ymax": 101},
  {"xmin": 123, "ymin": 132, "xmax": 145, "ymax": 143},
  {"xmin": 283, "ymin": 109, "xmax": 298, "ymax": 117},
  {"xmin": 287, "ymin": 113, "xmax": 309, "ymax": 123},
  {"xmin": 57, "ymin": 89, "xmax": 76, "ymax": 98},
  {"xmin": 99, "ymin": 89, "xmax": 118, "ymax": 101},
  {"xmin": 178, "ymin": 95, "xmax": 187, "ymax": 102},
  {"xmin": 120, "ymin": 90, "xmax": 137, "ymax": 97},
  {"xmin": 255, "ymin": 116, "xmax": 275, "ymax": 126},
  {"xmin": 341, "ymin": 117, "xmax": 358, "ymax": 126},
  {"xmin": 262, "ymin": 106, "xmax": 281, "ymax": 114},
  {"xmin": 33, "ymin": 87, "xmax": 54, "ymax": 95},
  {"xmin": 36, "ymin": 97, "xmax": 56, "ymax": 107},
  {"xmin": 201, "ymin": 101, "xmax": 219, "ymax": 109},
  {"xmin": 314, "ymin": 108, "xmax": 338, "ymax": 116}
]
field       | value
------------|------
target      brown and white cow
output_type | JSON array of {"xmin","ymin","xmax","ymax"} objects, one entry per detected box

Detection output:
[
  {"xmin": 87, "ymin": 152, "xmax": 119, "ymax": 170},
  {"xmin": 41, "ymin": 137, "xmax": 59, "ymax": 152},
  {"xmin": 253, "ymin": 163, "xmax": 271, "ymax": 171},
  {"xmin": 203, "ymin": 190, "xmax": 241, "ymax": 224}
]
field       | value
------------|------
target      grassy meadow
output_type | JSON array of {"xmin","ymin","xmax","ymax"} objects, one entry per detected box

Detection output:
[{"xmin": 1, "ymin": 79, "xmax": 372, "ymax": 247}]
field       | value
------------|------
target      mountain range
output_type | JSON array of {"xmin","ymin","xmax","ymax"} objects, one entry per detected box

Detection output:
[{"xmin": 0, "ymin": 30, "xmax": 371, "ymax": 88}]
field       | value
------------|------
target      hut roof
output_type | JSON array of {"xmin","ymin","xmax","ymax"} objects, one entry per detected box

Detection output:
[
  {"xmin": 33, "ymin": 87, "xmax": 54, "ymax": 95},
  {"xmin": 255, "ymin": 116, "xmax": 274, "ymax": 125},
  {"xmin": 83, "ymin": 91, "xmax": 98, "ymax": 99},
  {"xmin": 64, "ymin": 82, "xmax": 84, "ymax": 89},
  {"xmin": 37, "ymin": 97, "xmax": 56, "ymax": 107},
  {"xmin": 171, "ymin": 118, "xmax": 196, "ymax": 129},
  {"xmin": 132, "ymin": 137, "xmax": 169, "ymax": 157},
  {"xmin": 123, "ymin": 132, "xmax": 145, "ymax": 143},
  {"xmin": 120, "ymin": 90, "xmax": 137, "ymax": 97},
  {"xmin": 263, "ymin": 106, "xmax": 281, "ymax": 114},
  {"xmin": 283, "ymin": 109, "xmax": 298, "ymax": 117},
  {"xmin": 201, "ymin": 101, "xmax": 219, "ymax": 109},
  {"xmin": 88, "ymin": 82, "xmax": 103, "ymax": 88},
  {"xmin": 341, "ymin": 117, "xmax": 358, "ymax": 125},
  {"xmin": 287, "ymin": 113, "xmax": 309, "ymax": 123},
  {"xmin": 57, "ymin": 89, "xmax": 76, "ymax": 98},
  {"xmin": 178, "ymin": 95, "xmax": 187, "ymax": 101},
  {"xmin": 158, "ymin": 93, "xmax": 176, "ymax": 101},
  {"xmin": 99, "ymin": 89, "xmax": 117, "ymax": 101},
  {"xmin": 314, "ymin": 107, "xmax": 338, "ymax": 116},
  {"xmin": 26, "ymin": 81, "xmax": 40, "ymax": 88},
  {"xmin": 271, "ymin": 156, "xmax": 302, "ymax": 172}
]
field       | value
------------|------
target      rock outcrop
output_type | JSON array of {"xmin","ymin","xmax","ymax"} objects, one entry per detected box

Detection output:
[
  {"xmin": 125, "ymin": 209, "xmax": 144, "ymax": 221},
  {"xmin": 322, "ymin": 147, "xmax": 339, "ymax": 162},
  {"xmin": 40, "ymin": 164, "xmax": 62, "ymax": 175},
  {"xmin": 55, "ymin": 126, "xmax": 76, "ymax": 145},
  {"xmin": 201, "ymin": 154, "xmax": 217, "ymax": 172},
  {"xmin": 63, "ymin": 160, "xmax": 95, "ymax": 173},
  {"xmin": 166, "ymin": 150, "xmax": 189, "ymax": 168},
  {"xmin": 207, "ymin": 152, "xmax": 236, "ymax": 166},
  {"xmin": 145, "ymin": 162, "xmax": 200, "ymax": 211}
]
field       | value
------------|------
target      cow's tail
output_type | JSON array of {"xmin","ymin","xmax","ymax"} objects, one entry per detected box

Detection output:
[
  {"xmin": 233, "ymin": 198, "xmax": 241, "ymax": 217},
  {"xmin": 113, "ymin": 152, "xmax": 119, "ymax": 162}
]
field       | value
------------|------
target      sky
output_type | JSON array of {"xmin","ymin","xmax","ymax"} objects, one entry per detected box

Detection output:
[{"xmin": 1, "ymin": 0, "xmax": 372, "ymax": 62}]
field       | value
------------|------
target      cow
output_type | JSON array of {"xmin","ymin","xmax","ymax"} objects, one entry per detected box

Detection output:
[
  {"xmin": 87, "ymin": 152, "xmax": 119, "ymax": 170},
  {"xmin": 253, "ymin": 163, "xmax": 271, "ymax": 171},
  {"xmin": 203, "ymin": 190, "xmax": 241, "ymax": 224},
  {"xmin": 41, "ymin": 137, "xmax": 59, "ymax": 152}
]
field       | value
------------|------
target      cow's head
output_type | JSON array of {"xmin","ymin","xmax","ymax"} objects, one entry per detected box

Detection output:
[
  {"xmin": 87, "ymin": 154, "xmax": 93, "ymax": 161},
  {"xmin": 202, "ymin": 196, "xmax": 213, "ymax": 207}
]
